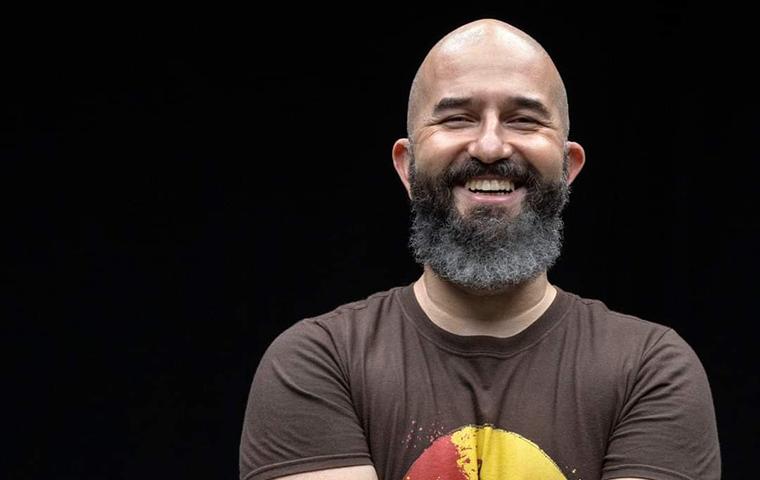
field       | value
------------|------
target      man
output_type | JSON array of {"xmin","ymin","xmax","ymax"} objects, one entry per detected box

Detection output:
[{"xmin": 240, "ymin": 19, "xmax": 720, "ymax": 480}]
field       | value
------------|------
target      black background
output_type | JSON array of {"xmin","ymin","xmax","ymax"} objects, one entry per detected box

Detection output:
[{"xmin": 5, "ymin": 3, "xmax": 758, "ymax": 478}]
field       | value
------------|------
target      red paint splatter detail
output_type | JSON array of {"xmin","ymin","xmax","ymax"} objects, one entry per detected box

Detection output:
[{"xmin": 404, "ymin": 434, "xmax": 467, "ymax": 480}]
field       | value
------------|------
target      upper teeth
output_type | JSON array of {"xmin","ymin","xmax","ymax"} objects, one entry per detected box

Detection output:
[{"xmin": 465, "ymin": 179, "xmax": 515, "ymax": 192}]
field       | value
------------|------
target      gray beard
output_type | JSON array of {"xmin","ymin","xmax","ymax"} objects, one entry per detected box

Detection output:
[{"xmin": 408, "ymin": 155, "xmax": 570, "ymax": 293}]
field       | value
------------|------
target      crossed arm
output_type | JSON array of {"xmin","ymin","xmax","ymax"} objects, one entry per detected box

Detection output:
[
  {"xmin": 272, "ymin": 465, "xmax": 378, "ymax": 480},
  {"xmin": 270, "ymin": 466, "xmax": 646, "ymax": 480}
]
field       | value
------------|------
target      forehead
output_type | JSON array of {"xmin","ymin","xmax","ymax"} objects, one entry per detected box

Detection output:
[{"xmin": 421, "ymin": 39, "xmax": 558, "ymax": 111}]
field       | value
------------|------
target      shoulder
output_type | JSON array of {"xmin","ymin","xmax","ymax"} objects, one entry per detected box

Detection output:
[
  {"xmin": 553, "ymin": 288, "xmax": 704, "ymax": 387},
  {"xmin": 559, "ymin": 288, "xmax": 674, "ymax": 351},
  {"xmin": 311, "ymin": 285, "xmax": 406, "ymax": 326},
  {"xmin": 265, "ymin": 284, "xmax": 410, "ymax": 359},
  {"xmin": 555, "ymin": 289, "xmax": 711, "ymax": 409}
]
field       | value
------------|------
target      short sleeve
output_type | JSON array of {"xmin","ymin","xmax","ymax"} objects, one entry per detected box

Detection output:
[
  {"xmin": 239, "ymin": 320, "xmax": 373, "ymax": 480},
  {"xmin": 602, "ymin": 329, "xmax": 721, "ymax": 480}
]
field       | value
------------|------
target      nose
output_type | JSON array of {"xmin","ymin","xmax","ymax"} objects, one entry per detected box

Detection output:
[{"xmin": 467, "ymin": 118, "xmax": 512, "ymax": 164}]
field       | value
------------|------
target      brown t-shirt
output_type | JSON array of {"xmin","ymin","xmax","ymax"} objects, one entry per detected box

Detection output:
[{"xmin": 240, "ymin": 284, "xmax": 720, "ymax": 480}]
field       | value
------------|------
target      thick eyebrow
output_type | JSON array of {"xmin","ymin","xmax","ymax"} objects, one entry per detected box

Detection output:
[
  {"xmin": 431, "ymin": 95, "xmax": 553, "ymax": 119},
  {"xmin": 510, "ymin": 96, "xmax": 552, "ymax": 119},
  {"xmin": 431, "ymin": 97, "xmax": 475, "ymax": 115}
]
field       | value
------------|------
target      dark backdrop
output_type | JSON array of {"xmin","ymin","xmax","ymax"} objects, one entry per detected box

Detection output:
[{"xmin": 5, "ymin": 4, "xmax": 757, "ymax": 478}]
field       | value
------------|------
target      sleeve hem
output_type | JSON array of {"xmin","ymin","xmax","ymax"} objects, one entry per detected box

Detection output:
[
  {"xmin": 603, "ymin": 463, "xmax": 696, "ymax": 480},
  {"xmin": 243, "ymin": 454, "xmax": 374, "ymax": 480}
]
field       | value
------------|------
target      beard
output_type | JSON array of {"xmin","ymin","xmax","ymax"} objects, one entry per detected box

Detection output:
[{"xmin": 408, "ymin": 152, "xmax": 570, "ymax": 293}]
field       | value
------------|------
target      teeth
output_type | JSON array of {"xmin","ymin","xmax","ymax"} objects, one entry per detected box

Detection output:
[{"xmin": 465, "ymin": 179, "xmax": 515, "ymax": 192}]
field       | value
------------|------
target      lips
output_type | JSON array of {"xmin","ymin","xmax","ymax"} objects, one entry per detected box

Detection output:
[
  {"xmin": 454, "ymin": 184, "xmax": 527, "ymax": 209},
  {"xmin": 446, "ymin": 158, "xmax": 533, "ymax": 196},
  {"xmin": 464, "ymin": 177, "xmax": 516, "ymax": 194}
]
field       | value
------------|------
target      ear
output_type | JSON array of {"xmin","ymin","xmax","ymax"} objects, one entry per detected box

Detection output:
[
  {"xmin": 564, "ymin": 141, "xmax": 586, "ymax": 185},
  {"xmin": 392, "ymin": 138, "xmax": 413, "ymax": 199}
]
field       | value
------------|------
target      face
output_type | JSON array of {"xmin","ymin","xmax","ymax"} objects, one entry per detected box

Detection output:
[
  {"xmin": 393, "ymin": 34, "xmax": 585, "ymax": 291},
  {"xmin": 406, "ymin": 39, "xmax": 578, "ymax": 215}
]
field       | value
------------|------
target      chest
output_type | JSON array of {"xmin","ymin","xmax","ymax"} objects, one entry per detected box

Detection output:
[{"xmin": 352, "ymin": 339, "xmax": 622, "ymax": 480}]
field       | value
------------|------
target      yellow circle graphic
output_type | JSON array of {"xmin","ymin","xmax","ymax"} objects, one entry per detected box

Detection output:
[{"xmin": 404, "ymin": 425, "xmax": 566, "ymax": 480}]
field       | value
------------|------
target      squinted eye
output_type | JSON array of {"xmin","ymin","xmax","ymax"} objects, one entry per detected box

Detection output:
[
  {"xmin": 442, "ymin": 116, "xmax": 474, "ymax": 126},
  {"xmin": 508, "ymin": 116, "xmax": 542, "ymax": 129},
  {"xmin": 511, "ymin": 117, "xmax": 537, "ymax": 124}
]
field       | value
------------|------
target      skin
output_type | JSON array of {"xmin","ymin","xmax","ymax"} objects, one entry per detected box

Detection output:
[
  {"xmin": 274, "ymin": 19, "xmax": 645, "ymax": 480},
  {"xmin": 273, "ymin": 465, "xmax": 378, "ymax": 480}
]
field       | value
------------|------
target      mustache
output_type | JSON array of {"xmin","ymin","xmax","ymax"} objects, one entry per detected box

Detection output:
[{"xmin": 441, "ymin": 158, "xmax": 540, "ymax": 189}]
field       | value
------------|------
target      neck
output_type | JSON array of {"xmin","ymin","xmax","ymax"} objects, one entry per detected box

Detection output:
[{"xmin": 413, "ymin": 266, "xmax": 556, "ymax": 338}]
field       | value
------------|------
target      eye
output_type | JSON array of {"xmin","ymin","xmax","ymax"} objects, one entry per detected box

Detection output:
[
  {"xmin": 441, "ymin": 115, "xmax": 475, "ymax": 127},
  {"xmin": 508, "ymin": 116, "xmax": 541, "ymax": 129}
]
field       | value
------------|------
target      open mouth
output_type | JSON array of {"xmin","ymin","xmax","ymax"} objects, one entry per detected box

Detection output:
[{"xmin": 463, "ymin": 178, "xmax": 522, "ymax": 195}]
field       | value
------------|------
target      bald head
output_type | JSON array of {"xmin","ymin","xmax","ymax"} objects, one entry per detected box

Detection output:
[{"xmin": 406, "ymin": 19, "xmax": 569, "ymax": 140}]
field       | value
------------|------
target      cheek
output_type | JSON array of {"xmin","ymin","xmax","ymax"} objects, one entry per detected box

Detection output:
[
  {"xmin": 518, "ymin": 140, "xmax": 566, "ymax": 179},
  {"xmin": 533, "ymin": 156, "xmax": 565, "ymax": 180},
  {"xmin": 413, "ymin": 134, "xmax": 469, "ymax": 173},
  {"xmin": 413, "ymin": 147, "xmax": 456, "ymax": 176}
]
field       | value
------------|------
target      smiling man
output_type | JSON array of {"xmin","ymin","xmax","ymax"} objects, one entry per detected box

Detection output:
[{"xmin": 240, "ymin": 19, "xmax": 720, "ymax": 480}]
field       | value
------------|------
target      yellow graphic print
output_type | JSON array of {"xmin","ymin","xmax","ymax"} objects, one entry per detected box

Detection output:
[{"xmin": 404, "ymin": 425, "xmax": 567, "ymax": 479}]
